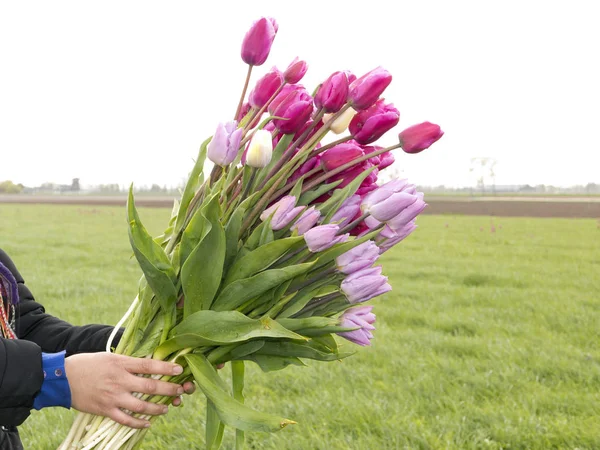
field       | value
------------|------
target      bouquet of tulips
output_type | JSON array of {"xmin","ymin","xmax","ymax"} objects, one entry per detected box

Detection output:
[{"xmin": 58, "ymin": 17, "xmax": 443, "ymax": 450}]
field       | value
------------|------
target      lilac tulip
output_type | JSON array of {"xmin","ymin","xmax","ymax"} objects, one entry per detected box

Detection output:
[
  {"xmin": 291, "ymin": 206, "xmax": 321, "ymax": 235},
  {"xmin": 348, "ymin": 67, "xmax": 392, "ymax": 110},
  {"xmin": 320, "ymin": 141, "xmax": 363, "ymax": 171},
  {"xmin": 364, "ymin": 191, "xmax": 419, "ymax": 222},
  {"xmin": 207, "ymin": 121, "xmax": 243, "ymax": 166},
  {"xmin": 387, "ymin": 193, "xmax": 427, "ymax": 231},
  {"xmin": 349, "ymin": 100, "xmax": 400, "ymax": 144},
  {"xmin": 377, "ymin": 221, "xmax": 418, "ymax": 253},
  {"xmin": 249, "ymin": 68, "xmax": 284, "ymax": 108},
  {"xmin": 336, "ymin": 240, "xmax": 380, "ymax": 274},
  {"xmin": 260, "ymin": 196, "xmax": 304, "ymax": 230},
  {"xmin": 337, "ymin": 305, "xmax": 376, "ymax": 346},
  {"xmin": 341, "ymin": 266, "xmax": 391, "ymax": 303},
  {"xmin": 241, "ymin": 17, "xmax": 278, "ymax": 66},
  {"xmin": 304, "ymin": 224, "xmax": 349, "ymax": 252},
  {"xmin": 314, "ymin": 71, "xmax": 349, "ymax": 113},
  {"xmin": 284, "ymin": 57, "xmax": 308, "ymax": 84},
  {"xmin": 398, "ymin": 122, "xmax": 444, "ymax": 154},
  {"xmin": 330, "ymin": 195, "xmax": 361, "ymax": 228},
  {"xmin": 272, "ymin": 88, "xmax": 314, "ymax": 134}
]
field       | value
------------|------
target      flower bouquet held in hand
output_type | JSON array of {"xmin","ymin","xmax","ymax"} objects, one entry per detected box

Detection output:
[{"xmin": 59, "ymin": 16, "xmax": 443, "ymax": 450}]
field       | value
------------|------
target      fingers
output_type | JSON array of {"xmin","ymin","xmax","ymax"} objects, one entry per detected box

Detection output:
[
  {"xmin": 119, "ymin": 395, "xmax": 169, "ymax": 417},
  {"xmin": 109, "ymin": 408, "xmax": 151, "ymax": 429},
  {"xmin": 182, "ymin": 381, "xmax": 195, "ymax": 394},
  {"xmin": 172, "ymin": 396, "xmax": 182, "ymax": 407},
  {"xmin": 119, "ymin": 355, "xmax": 183, "ymax": 377},
  {"xmin": 127, "ymin": 375, "xmax": 184, "ymax": 397}
]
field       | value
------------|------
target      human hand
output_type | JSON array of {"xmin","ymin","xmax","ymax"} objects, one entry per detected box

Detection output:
[{"xmin": 65, "ymin": 352, "xmax": 190, "ymax": 428}]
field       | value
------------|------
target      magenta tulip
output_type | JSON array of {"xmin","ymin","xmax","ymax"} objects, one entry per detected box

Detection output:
[
  {"xmin": 314, "ymin": 71, "xmax": 349, "ymax": 113},
  {"xmin": 249, "ymin": 68, "xmax": 284, "ymax": 108},
  {"xmin": 377, "ymin": 151, "xmax": 395, "ymax": 170},
  {"xmin": 398, "ymin": 122, "xmax": 444, "ymax": 154},
  {"xmin": 272, "ymin": 88, "xmax": 314, "ymax": 134},
  {"xmin": 291, "ymin": 206, "xmax": 321, "ymax": 235},
  {"xmin": 336, "ymin": 240, "xmax": 380, "ymax": 274},
  {"xmin": 241, "ymin": 17, "xmax": 278, "ymax": 66},
  {"xmin": 337, "ymin": 305, "xmax": 376, "ymax": 346},
  {"xmin": 349, "ymin": 100, "xmax": 400, "ymax": 144},
  {"xmin": 207, "ymin": 121, "xmax": 244, "ymax": 166},
  {"xmin": 260, "ymin": 195, "xmax": 304, "ymax": 230},
  {"xmin": 304, "ymin": 224, "xmax": 349, "ymax": 252},
  {"xmin": 284, "ymin": 57, "xmax": 308, "ymax": 84},
  {"xmin": 236, "ymin": 102, "xmax": 252, "ymax": 122},
  {"xmin": 348, "ymin": 67, "xmax": 392, "ymax": 110},
  {"xmin": 341, "ymin": 266, "xmax": 391, "ymax": 303},
  {"xmin": 320, "ymin": 142, "xmax": 363, "ymax": 171}
]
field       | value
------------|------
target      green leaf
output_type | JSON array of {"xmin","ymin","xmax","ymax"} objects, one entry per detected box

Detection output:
[
  {"xmin": 230, "ymin": 340, "xmax": 265, "ymax": 359},
  {"xmin": 298, "ymin": 180, "xmax": 343, "ymax": 206},
  {"xmin": 180, "ymin": 202, "xmax": 210, "ymax": 267},
  {"xmin": 277, "ymin": 281, "xmax": 333, "ymax": 319},
  {"xmin": 126, "ymin": 187, "xmax": 178, "ymax": 311},
  {"xmin": 231, "ymin": 361, "xmax": 246, "ymax": 450},
  {"xmin": 212, "ymin": 263, "xmax": 314, "ymax": 312},
  {"xmin": 223, "ymin": 237, "xmax": 304, "ymax": 286},
  {"xmin": 245, "ymin": 221, "xmax": 270, "ymax": 251},
  {"xmin": 181, "ymin": 194, "xmax": 226, "ymax": 316},
  {"xmin": 289, "ymin": 177, "xmax": 304, "ymax": 200},
  {"xmin": 319, "ymin": 166, "xmax": 377, "ymax": 222},
  {"xmin": 130, "ymin": 312, "xmax": 165, "ymax": 357},
  {"xmin": 154, "ymin": 310, "xmax": 306, "ymax": 359},
  {"xmin": 174, "ymin": 137, "xmax": 210, "ymax": 235},
  {"xmin": 277, "ymin": 316, "xmax": 356, "ymax": 336},
  {"xmin": 185, "ymin": 354, "xmax": 296, "ymax": 432},
  {"xmin": 206, "ymin": 401, "xmax": 225, "ymax": 450},
  {"xmin": 256, "ymin": 341, "xmax": 353, "ymax": 361},
  {"xmin": 224, "ymin": 205, "xmax": 246, "ymax": 271},
  {"xmin": 240, "ymin": 354, "xmax": 306, "ymax": 372}
]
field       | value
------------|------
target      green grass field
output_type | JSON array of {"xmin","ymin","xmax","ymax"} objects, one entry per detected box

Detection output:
[{"xmin": 1, "ymin": 204, "xmax": 599, "ymax": 449}]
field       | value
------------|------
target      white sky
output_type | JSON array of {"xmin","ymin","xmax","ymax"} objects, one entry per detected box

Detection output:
[{"xmin": 1, "ymin": 0, "xmax": 598, "ymax": 189}]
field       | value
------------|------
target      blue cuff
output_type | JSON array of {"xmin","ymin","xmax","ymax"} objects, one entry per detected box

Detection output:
[{"xmin": 33, "ymin": 351, "xmax": 72, "ymax": 410}]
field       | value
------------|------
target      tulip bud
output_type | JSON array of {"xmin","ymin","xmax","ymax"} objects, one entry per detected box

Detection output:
[
  {"xmin": 260, "ymin": 195, "xmax": 304, "ymax": 230},
  {"xmin": 387, "ymin": 193, "xmax": 427, "ymax": 231},
  {"xmin": 377, "ymin": 221, "xmax": 417, "ymax": 253},
  {"xmin": 336, "ymin": 240, "xmax": 380, "ymax": 274},
  {"xmin": 249, "ymin": 68, "xmax": 284, "ymax": 108},
  {"xmin": 330, "ymin": 195, "xmax": 361, "ymax": 228},
  {"xmin": 320, "ymin": 142, "xmax": 363, "ymax": 171},
  {"xmin": 241, "ymin": 17, "xmax": 278, "ymax": 66},
  {"xmin": 348, "ymin": 67, "xmax": 392, "ymax": 110},
  {"xmin": 304, "ymin": 224, "xmax": 349, "ymax": 252},
  {"xmin": 314, "ymin": 71, "xmax": 349, "ymax": 113},
  {"xmin": 364, "ymin": 191, "xmax": 418, "ymax": 222},
  {"xmin": 341, "ymin": 266, "xmax": 391, "ymax": 303},
  {"xmin": 246, "ymin": 129, "xmax": 273, "ymax": 168},
  {"xmin": 349, "ymin": 100, "xmax": 400, "ymax": 145},
  {"xmin": 236, "ymin": 102, "xmax": 252, "ymax": 122},
  {"xmin": 337, "ymin": 305, "xmax": 376, "ymax": 346},
  {"xmin": 291, "ymin": 206, "xmax": 321, "ymax": 235},
  {"xmin": 377, "ymin": 151, "xmax": 395, "ymax": 170},
  {"xmin": 207, "ymin": 121, "xmax": 244, "ymax": 166},
  {"xmin": 272, "ymin": 88, "xmax": 314, "ymax": 134},
  {"xmin": 284, "ymin": 57, "xmax": 308, "ymax": 84},
  {"xmin": 325, "ymin": 107, "xmax": 357, "ymax": 134},
  {"xmin": 398, "ymin": 122, "xmax": 444, "ymax": 154}
]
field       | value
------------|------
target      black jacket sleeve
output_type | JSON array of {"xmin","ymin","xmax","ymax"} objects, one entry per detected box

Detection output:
[{"xmin": 0, "ymin": 248, "xmax": 123, "ymax": 426}]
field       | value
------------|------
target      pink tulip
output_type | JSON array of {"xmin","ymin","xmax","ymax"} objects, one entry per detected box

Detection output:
[
  {"xmin": 304, "ymin": 224, "xmax": 349, "ymax": 252},
  {"xmin": 272, "ymin": 88, "xmax": 314, "ymax": 134},
  {"xmin": 398, "ymin": 122, "xmax": 444, "ymax": 154},
  {"xmin": 348, "ymin": 67, "xmax": 392, "ymax": 110},
  {"xmin": 236, "ymin": 102, "xmax": 252, "ymax": 122},
  {"xmin": 314, "ymin": 71, "xmax": 349, "ymax": 113},
  {"xmin": 349, "ymin": 100, "xmax": 400, "ymax": 144},
  {"xmin": 249, "ymin": 68, "xmax": 284, "ymax": 108},
  {"xmin": 284, "ymin": 57, "xmax": 308, "ymax": 84},
  {"xmin": 377, "ymin": 151, "xmax": 395, "ymax": 170},
  {"xmin": 241, "ymin": 17, "xmax": 278, "ymax": 66},
  {"xmin": 320, "ymin": 142, "xmax": 364, "ymax": 171},
  {"xmin": 337, "ymin": 305, "xmax": 376, "ymax": 346}
]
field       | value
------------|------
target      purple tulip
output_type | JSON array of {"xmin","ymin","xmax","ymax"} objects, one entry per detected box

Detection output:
[
  {"xmin": 387, "ymin": 193, "xmax": 427, "ymax": 231},
  {"xmin": 398, "ymin": 122, "xmax": 444, "ymax": 154},
  {"xmin": 241, "ymin": 17, "xmax": 278, "ymax": 66},
  {"xmin": 377, "ymin": 221, "xmax": 418, "ymax": 253},
  {"xmin": 348, "ymin": 67, "xmax": 392, "ymax": 110},
  {"xmin": 284, "ymin": 57, "xmax": 308, "ymax": 84},
  {"xmin": 314, "ymin": 71, "xmax": 349, "ymax": 113},
  {"xmin": 291, "ymin": 206, "xmax": 321, "ymax": 235},
  {"xmin": 320, "ymin": 141, "xmax": 364, "ymax": 171},
  {"xmin": 272, "ymin": 88, "xmax": 314, "ymax": 134},
  {"xmin": 304, "ymin": 224, "xmax": 349, "ymax": 252},
  {"xmin": 207, "ymin": 121, "xmax": 244, "ymax": 166},
  {"xmin": 260, "ymin": 195, "xmax": 304, "ymax": 230},
  {"xmin": 341, "ymin": 266, "xmax": 391, "ymax": 303},
  {"xmin": 336, "ymin": 240, "xmax": 379, "ymax": 274},
  {"xmin": 330, "ymin": 195, "xmax": 361, "ymax": 228},
  {"xmin": 249, "ymin": 68, "xmax": 284, "ymax": 108},
  {"xmin": 349, "ymin": 100, "xmax": 400, "ymax": 145},
  {"xmin": 337, "ymin": 305, "xmax": 376, "ymax": 346}
]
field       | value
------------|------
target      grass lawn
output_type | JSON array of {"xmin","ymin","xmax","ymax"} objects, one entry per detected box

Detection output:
[{"xmin": 1, "ymin": 204, "xmax": 599, "ymax": 449}]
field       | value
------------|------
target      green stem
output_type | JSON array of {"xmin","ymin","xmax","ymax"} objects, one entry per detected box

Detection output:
[
  {"xmin": 235, "ymin": 65, "xmax": 253, "ymax": 120},
  {"xmin": 232, "ymin": 361, "xmax": 246, "ymax": 450},
  {"xmin": 339, "ymin": 212, "xmax": 370, "ymax": 235}
]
